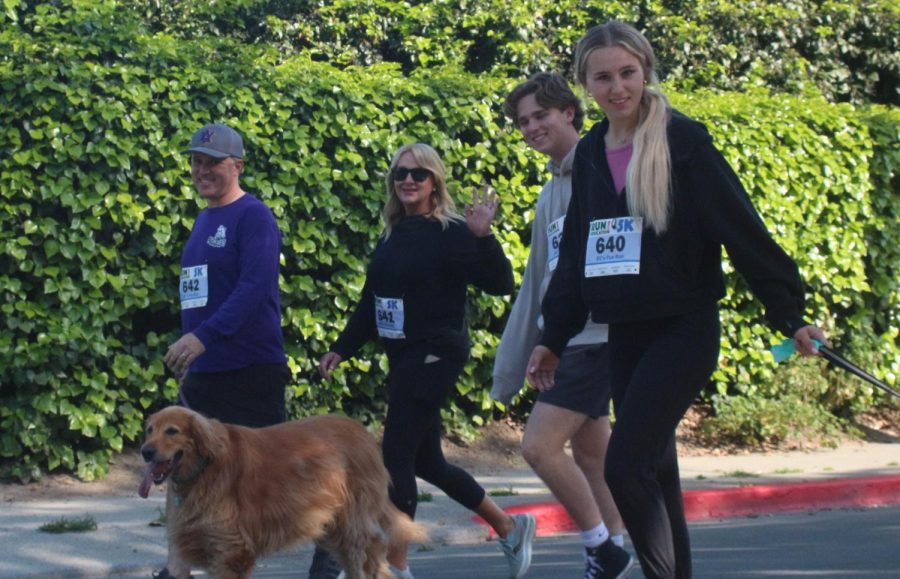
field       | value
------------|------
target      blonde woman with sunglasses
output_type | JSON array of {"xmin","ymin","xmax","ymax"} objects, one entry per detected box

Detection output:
[{"xmin": 319, "ymin": 143, "xmax": 536, "ymax": 579}]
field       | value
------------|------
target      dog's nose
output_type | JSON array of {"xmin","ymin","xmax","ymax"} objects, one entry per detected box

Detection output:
[{"xmin": 141, "ymin": 445, "xmax": 156, "ymax": 463}]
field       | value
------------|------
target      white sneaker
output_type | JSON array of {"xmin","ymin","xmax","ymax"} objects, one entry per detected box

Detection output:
[
  {"xmin": 388, "ymin": 563, "xmax": 415, "ymax": 578},
  {"xmin": 498, "ymin": 513, "xmax": 536, "ymax": 578}
]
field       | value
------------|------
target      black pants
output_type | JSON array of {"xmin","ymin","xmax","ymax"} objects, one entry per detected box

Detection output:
[
  {"xmin": 605, "ymin": 303, "xmax": 720, "ymax": 579},
  {"xmin": 180, "ymin": 363, "xmax": 289, "ymax": 428},
  {"xmin": 381, "ymin": 339, "xmax": 486, "ymax": 519}
]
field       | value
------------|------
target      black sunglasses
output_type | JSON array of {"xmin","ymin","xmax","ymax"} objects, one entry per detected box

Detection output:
[{"xmin": 392, "ymin": 167, "xmax": 432, "ymax": 183}]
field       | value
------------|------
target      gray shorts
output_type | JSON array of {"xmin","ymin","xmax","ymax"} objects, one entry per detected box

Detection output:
[{"xmin": 537, "ymin": 343, "xmax": 611, "ymax": 419}]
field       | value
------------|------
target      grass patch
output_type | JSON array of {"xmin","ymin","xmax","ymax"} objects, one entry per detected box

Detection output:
[
  {"xmin": 148, "ymin": 506, "xmax": 166, "ymax": 527},
  {"xmin": 417, "ymin": 492, "xmax": 433, "ymax": 503},
  {"xmin": 488, "ymin": 486, "xmax": 517, "ymax": 497},
  {"xmin": 721, "ymin": 470, "xmax": 760, "ymax": 478},
  {"xmin": 39, "ymin": 516, "xmax": 97, "ymax": 534},
  {"xmin": 773, "ymin": 468, "xmax": 803, "ymax": 475}
]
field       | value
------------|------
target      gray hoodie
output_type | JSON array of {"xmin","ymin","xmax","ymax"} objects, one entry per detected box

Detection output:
[{"xmin": 491, "ymin": 145, "xmax": 607, "ymax": 405}]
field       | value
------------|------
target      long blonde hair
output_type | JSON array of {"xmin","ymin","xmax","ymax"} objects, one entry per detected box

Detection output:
[
  {"xmin": 575, "ymin": 22, "xmax": 673, "ymax": 234},
  {"xmin": 382, "ymin": 143, "xmax": 462, "ymax": 238}
]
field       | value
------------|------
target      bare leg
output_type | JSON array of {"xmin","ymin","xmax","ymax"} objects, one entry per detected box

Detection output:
[
  {"xmin": 388, "ymin": 491, "xmax": 517, "ymax": 567},
  {"xmin": 521, "ymin": 402, "xmax": 603, "ymax": 531},
  {"xmin": 570, "ymin": 415, "xmax": 625, "ymax": 536},
  {"xmin": 474, "ymin": 495, "xmax": 516, "ymax": 538}
]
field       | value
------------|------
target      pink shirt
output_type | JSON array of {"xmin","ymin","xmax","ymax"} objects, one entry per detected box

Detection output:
[{"xmin": 606, "ymin": 143, "xmax": 633, "ymax": 194}]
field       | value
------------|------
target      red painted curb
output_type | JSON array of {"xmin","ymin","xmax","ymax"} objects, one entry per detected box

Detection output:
[
  {"xmin": 475, "ymin": 475, "xmax": 900, "ymax": 538},
  {"xmin": 681, "ymin": 474, "xmax": 900, "ymax": 520}
]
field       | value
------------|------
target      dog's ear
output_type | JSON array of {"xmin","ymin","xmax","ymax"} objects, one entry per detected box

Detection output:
[{"xmin": 188, "ymin": 412, "xmax": 227, "ymax": 462}]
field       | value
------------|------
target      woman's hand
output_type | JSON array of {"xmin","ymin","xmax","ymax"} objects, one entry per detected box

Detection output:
[
  {"xmin": 526, "ymin": 345, "xmax": 560, "ymax": 391},
  {"xmin": 465, "ymin": 184, "xmax": 499, "ymax": 237},
  {"xmin": 793, "ymin": 325, "xmax": 830, "ymax": 357},
  {"xmin": 318, "ymin": 352, "xmax": 343, "ymax": 380}
]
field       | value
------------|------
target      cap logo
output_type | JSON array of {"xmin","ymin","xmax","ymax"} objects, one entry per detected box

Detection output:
[{"xmin": 200, "ymin": 129, "xmax": 215, "ymax": 144}]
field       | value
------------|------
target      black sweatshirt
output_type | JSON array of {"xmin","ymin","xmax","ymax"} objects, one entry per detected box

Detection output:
[
  {"xmin": 333, "ymin": 215, "xmax": 513, "ymax": 359},
  {"xmin": 540, "ymin": 111, "xmax": 808, "ymax": 356}
]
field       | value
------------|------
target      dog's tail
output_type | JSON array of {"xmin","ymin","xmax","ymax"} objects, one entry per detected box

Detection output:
[{"xmin": 388, "ymin": 507, "xmax": 429, "ymax": 548}]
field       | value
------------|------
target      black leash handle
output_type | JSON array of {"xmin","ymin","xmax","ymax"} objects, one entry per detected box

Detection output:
[{"xmin": 818, "ymin": 346, "xmax": 900, "ymax": 400}]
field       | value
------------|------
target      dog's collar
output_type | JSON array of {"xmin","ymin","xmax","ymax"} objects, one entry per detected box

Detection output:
[{"xmin": 171, "ymin": 455, "xmax": 210, "ymax": 489}]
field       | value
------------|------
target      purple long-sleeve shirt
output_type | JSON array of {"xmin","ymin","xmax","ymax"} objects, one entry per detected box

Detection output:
[{"xmin": 179, "ymin": 193, "xmax": 286, "ymax": 372}]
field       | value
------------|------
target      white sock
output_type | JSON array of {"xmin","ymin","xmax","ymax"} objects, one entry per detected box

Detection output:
[
  {"xmin": 611, "ymin": 533, "xmax": 625, "ymax": 548},
  {"xmin": 579, "ymin": 522, "xmax": 610, "ymax": 548}
]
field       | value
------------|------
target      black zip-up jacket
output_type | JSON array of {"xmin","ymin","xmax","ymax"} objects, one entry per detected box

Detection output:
[
  {"xmin": 540, "ymin": 111, "xmax": 808, "ymax": 356},
  {"xmin": 333, "ymin": 215, "xmax": 513, "ymax": 359}
]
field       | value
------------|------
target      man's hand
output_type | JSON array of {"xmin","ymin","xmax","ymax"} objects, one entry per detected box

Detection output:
[
  {"xmin": 526, "ymin": 345, "xmax": 560, "ymax": 391},
  {"xmin": 164, "ymin": 333, "xmax": 205, "ymax": 378},
  {"xmin": 318, "ymin": 352, "xmax": 343, "ymax": 381}
]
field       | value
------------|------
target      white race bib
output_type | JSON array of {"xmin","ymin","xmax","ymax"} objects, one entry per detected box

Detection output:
[
  {"xmin": 180, "ymin": 264, "xmax": 209, "ymax": 310},
  {"xmin": 546, "ymin": 216, "xmax": 565, "ymax": 272},
  {"xmin": 584, "ymin": 217, "xmax": 643, "ymax": 277},
  {"xmin": 375, "ymin": 296, "xmax": 405, "ymax": 339}
]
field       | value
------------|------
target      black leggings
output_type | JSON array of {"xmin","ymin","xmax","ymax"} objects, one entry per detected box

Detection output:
[
  {"xmin": 381, "ymin": 341, "xmax": 486, "ymax": 519},
  {"xmin": 605, "ymin": 303, "xmax": 720, "ymax": 579}
]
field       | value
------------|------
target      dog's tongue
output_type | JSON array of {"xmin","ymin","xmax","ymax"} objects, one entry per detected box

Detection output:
[
  {"xmin": 138, "ymin": 461, "xmax": 168, "ymax": 499},
  {"xmin": 138, "ymin": 464, "xmax": 155, "ymax": 498}
]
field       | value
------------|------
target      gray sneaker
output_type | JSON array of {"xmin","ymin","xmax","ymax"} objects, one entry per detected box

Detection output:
[{"xmin": 498, "ymin": 513, "xmax": 536, "ymax": 578}]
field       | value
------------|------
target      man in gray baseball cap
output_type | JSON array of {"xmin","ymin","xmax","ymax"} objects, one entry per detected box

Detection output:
[
  {"xmin": 154, "ymin": 122, "xmax": 294, "ymax": 578},
  {"xmin": 185, "ymin": 123, "xmax": 244, "ymax": 159},
  {"xmin": 180, "ymin": 123, "xmax": 247, "ymax": 207}
]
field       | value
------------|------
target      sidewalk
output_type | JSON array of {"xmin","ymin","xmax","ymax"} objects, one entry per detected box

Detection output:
[{"xmin": 1, "ymin": 441, "xmax": 898, "ymax": 578}]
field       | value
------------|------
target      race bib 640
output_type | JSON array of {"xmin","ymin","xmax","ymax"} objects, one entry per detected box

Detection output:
[{"xmin": 584, "ymin": 217, "xmax": 643, "ymax": 278}]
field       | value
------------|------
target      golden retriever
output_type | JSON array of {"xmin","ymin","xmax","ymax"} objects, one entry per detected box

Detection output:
[{"xmin": 139, "ymin": 406, "xmax": 426, "ymax": 579}]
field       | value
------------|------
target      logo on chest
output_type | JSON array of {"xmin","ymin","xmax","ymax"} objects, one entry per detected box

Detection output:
[{"xmin": 207, "ymin": 225, "xmax": 227, "ymax": 248}]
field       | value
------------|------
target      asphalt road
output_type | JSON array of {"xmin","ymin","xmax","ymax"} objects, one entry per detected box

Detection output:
[{"xmin": 242, "ymin": 505, "xmax": 900, "ymax": 578}]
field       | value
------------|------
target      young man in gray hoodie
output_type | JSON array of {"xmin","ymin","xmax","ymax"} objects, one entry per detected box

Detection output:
[{"xmin": 492, "ymin": 73, "xmax": 634, "ymax": 579}]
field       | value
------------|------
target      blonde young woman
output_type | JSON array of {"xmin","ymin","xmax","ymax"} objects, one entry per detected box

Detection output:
[
  {"xmin": 319, "ymin": 143, "xmax": 536, "ymax": 579},
  {"xmin": 527, "ymin": 23, "xmax": 828, "ymax": 579}
]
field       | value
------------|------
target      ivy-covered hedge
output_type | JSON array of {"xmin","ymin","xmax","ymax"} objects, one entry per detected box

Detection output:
[
  {"xmin": 114, "ymin": 0, "xmax": 898, "ymax": 105},
  {"xmin": 1, "ymin": 0, "xmax": 897, "ymax": 480},
  {"xmin": 862, "ymin": 108, "xmax": 900, "ymax": 344}
]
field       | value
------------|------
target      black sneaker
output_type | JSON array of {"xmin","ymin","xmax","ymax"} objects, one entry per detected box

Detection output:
[
  {"xmin": 151, "ymin": 569, "xmax": 193, "ymax": 579},
  {"xmin": 584, "ymin": 540, "xmax": 636, "ymax": 579},
  {"xmin": 308, "ymin": 546, "xmax": 345, "ymax": 579}
]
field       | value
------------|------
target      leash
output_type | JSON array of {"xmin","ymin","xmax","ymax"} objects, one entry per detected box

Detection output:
[
  {"xmin": 817, "ymin": 345, "xmax": 900, "ymax": 400},
  {"xmin": 178, "ymin": 386, "xmax": 192, "ymax": 409},
  {"xmin": 177, "ymin": 370, "xmax": 193, "ymax": 409},
  {"xmin": 772, "ymin": 338, "xmax": 900, "ymax": 400}
]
